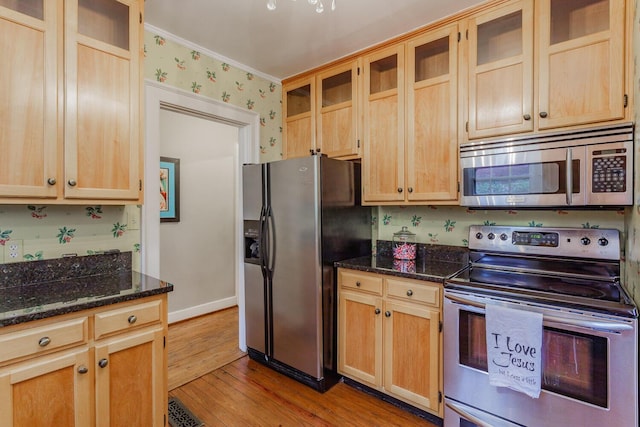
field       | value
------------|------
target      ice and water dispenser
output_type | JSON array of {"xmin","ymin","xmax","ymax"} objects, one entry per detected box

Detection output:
[{"xmin": 244, "ymin": 220, "xmax": 260, "ymax": 265}]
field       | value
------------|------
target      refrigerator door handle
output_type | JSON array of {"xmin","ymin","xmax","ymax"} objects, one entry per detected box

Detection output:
[
  {"xmin": 259, "ymin": 205, "xmax": 268, "ymax": 275},
  {"xmin": 265, "ymin": 205, "xmax": 276, "ymax": 274}
]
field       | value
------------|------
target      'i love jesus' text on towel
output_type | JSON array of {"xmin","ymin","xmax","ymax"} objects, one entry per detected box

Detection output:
[{"xmin": 485, "ymin": 303, "xmax": 543, "ymax": 398}]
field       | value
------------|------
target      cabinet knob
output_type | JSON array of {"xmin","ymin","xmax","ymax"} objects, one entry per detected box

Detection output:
[
  {"xmin": 397, "ymin": 187, "xmax": 403, "ymax": 193},
  {"xmin": 523, "ymin": 114, "xmax": 531, "ymax": 121},
  {"xmin": 309, "ymin": 149, "xmax": 315, "ymax": 155},
  {"xmin": 38, "ymin": 337, "xmax": 51, "ymax": 347},
  {"xmin": 355, "ymin": 281, "xmax": 361, "ymax": 287},
  {"xmin": 128, "ymin": 315, "xmax": 137, "ymax": 324},
  {"xmin": 77, "ymin": 365, "xmax": 89, "ymax": 374},
  {"xmin": 406, "ymin": 289, "xmax": 413, "ymax": 297},
  {"xmin": 316, "ymin": 148, "xmax": 321, "ymax": 153},
  {"xmin": 385, "ymin": 311, "xmax": 391, "ymax": 317},
  {"xmin": 47, "ymin": 178, "xmax": 57, "ymax": 186},
  {"xmin": 539, "ymin": 111, "xmax": 548, "ymax": 118},
  {"xmin": 407, "ymin": 187, "xmax": 413, "ymax": 193},
  {"xmin": 68, "ymin": 179, "xmax": 77, "ymax": 187},
  {"xmin": 375, "ymin": 308, "xmax": 381, "ymax": 315},
  {"xmin": 98, "ymin": 358, "xmax": 109, "ymax": 368}
]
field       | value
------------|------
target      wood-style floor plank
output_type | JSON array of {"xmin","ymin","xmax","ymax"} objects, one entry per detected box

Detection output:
[
  {"xmin": 168, "ymin": 307, "xmax": 439, "ymax": 426},
  {"xmin": 168, "ymin": 306, "xmax": 246, "ymax": 390}
]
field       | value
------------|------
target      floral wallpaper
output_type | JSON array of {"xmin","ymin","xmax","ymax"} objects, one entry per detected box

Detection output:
[
  {"xmin": 143, "ymin": 30, "xmax": 283, "ymax": 162},
  {"xmin": 0, "ymin": 205, "xmax": 141, "ymax": 269},
  {"xmin": 374, "ymin": 206, "xmax": 625, "ymax": 249}
]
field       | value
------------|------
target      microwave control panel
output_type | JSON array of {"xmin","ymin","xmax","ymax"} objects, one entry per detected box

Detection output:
[{"xmin": 592, "ymin": 148, "xmax": 627, "ymax": 193}]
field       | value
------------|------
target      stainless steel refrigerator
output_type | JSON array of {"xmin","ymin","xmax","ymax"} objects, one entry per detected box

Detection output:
[{"xmin": 242, "ymin": 155, "xmax": 371, "ymax": 391}]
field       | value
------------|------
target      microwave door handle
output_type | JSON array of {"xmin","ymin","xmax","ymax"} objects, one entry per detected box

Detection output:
[
  {"xmin": 445, "ymin": 401, "xmax": 493, "ymax": 427},
  {"xmin": 566, "ymin": 148, "xmax": 573, "ymax": 206},
  {"xmin": 445, "ymin": 294, "xmax": 633, "ymax": 332}
]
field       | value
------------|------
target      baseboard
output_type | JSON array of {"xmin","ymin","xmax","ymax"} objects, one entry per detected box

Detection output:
[{"xmin": 168, "ymin": 296, "xmax": 237, "ymax": 324}]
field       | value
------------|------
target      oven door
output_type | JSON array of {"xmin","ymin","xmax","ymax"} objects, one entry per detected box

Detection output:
[
  {"xmin": 443, "ymin": 289, "xmax": 638, "ymax": 427},
  {"xmin": 460, "ymin": 145, "xmax": 585, "ymax": 207}
]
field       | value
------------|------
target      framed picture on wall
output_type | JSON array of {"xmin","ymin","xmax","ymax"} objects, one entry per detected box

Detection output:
[{"xmin": 160, "ymin": 157, "xmax": 180, "ymax": 222}]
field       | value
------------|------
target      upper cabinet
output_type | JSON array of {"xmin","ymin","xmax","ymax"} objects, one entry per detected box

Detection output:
[
  {"xmin": 362, "ymin": 24, "xmax": 459, "ymax": 205},
  {"xmin": 464, "ymin": 0, "xmax": 534, "ymax": 139},
  {"xmin": 283, "ymin": 61, "xmax": 361, "ymax": 160},
  {"xmin": 0, "ymin": 0, "xmax": 143, "ymax": 204},
  {"xmin": 536, "ymin": 0, "xmax": 626, "ymax": 130},
  {"xmin": 282, "ymin": 76, "xmax": 315, "ymax": 159},
  {"xmin": 316, "ymin": 59, "xmax": 361, "ymax": 159},
  {"xmin": 463, "ymin": 0, "xmax": 630, "ymax": 140},
  {"xmin": 362, "ymin": 45, "xmax": 405, "ymax": 203}
]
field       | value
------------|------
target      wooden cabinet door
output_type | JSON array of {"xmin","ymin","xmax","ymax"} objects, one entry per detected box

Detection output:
[
  {"xmin": 316, "ymin": 59, "xmax": 360, "ymax": 158},
  {"xmin": 95, "ymin": 327, "xmax": 165, "ymax": 427},
  {"xmin": 536, "ymin": 0, "xmax": 626, "ymax": 129},
  {"xmin": 406, "ymin": 24, "xmax": 459, "ymax": 203},
  {"xmin": 0, "ymin": 1, "xmax": 59, "ymax": 199},
  {"xmin": 383, "ymin": 300, "xmax": 440, "ymax": 413},
  {"xmin": 283, "ymin": 77, "xmax": 315, "ymax": 159},
  {"xmin": 64, "ymin": 0, "xmax": 142, "ymax": 200},
  {"xmin": 338, "ymin": 290, "xmax": 383, "ymax": 388},
  {"xmin": 362, "ymin": 45, "xmax": 405, "ymax": 203},
  {"xmin": 466, "ymin": 0, "xmax": 534, "ymax": 139},
  {"xmin": 0, "ymin": 348, "xmax": 92, "ymax": 427}
]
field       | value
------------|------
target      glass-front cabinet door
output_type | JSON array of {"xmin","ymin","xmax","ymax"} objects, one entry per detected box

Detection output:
[
  {"xmin": 283, "ymin": 77, "xmax": 315, "ymax": 159},
  {"xmin": 0, "ymin": 0, "xmax": 58, "ymax": 199},
  {"xmin": 406, "ymin": 24, "xmax": 459, "ymax": 203},
  {"xmin": 65, "ymin": 0, "xmax": 142, "ymax": 200},
  {"xmin": 465, "ymin": 0, "xmax": 534, "ymax": 139},
  {"xmin": 537, "ymin": 0, "xmax": 626, "ymax": 130},
  {"xmin": 362, "ymin": 45, "xmax": 405, "ymax": 203},
  {"xmin": 316, "ymin": 59, "xmax": 360, "ymax": 159}
]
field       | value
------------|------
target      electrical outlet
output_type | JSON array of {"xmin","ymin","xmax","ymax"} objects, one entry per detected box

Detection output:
[
  {"xmin": 127, "ymin": 209, "xmax": 141, "ymax": 230},
  {"xmin": 4, "ymin": 240, "xmax": 23, "ymax": 263}
]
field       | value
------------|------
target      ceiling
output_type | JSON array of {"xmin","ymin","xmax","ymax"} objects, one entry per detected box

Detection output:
[{"xmin": 144, "ymin": 0, "xmax": 486, "ymax": 81}]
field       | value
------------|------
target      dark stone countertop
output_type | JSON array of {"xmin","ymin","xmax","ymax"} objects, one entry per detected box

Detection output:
[
  {"xmin": 0, "ymin": 252, "xmax": 173, "ymax": 328},
  {"xmin": 335, "ymin": 242, "xmax": 469, "ymax": 283}
]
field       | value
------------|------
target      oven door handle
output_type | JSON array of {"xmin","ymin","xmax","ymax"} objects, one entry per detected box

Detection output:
[
  {"xmin": 566, "ymin": 147, "xmax": 573, "ymax": 206},
  {"xmin": 445, "ymin": 400, "xmax": 493, "ymax": 427},
  {"xmin": 445, "ymin": 293, "xmax": 633, "ymax": 332}
]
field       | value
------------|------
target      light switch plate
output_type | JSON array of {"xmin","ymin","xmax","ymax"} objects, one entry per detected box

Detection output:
[{"xmin": 4, "ymin": 240, "xmax": 23, "ymax": 263}]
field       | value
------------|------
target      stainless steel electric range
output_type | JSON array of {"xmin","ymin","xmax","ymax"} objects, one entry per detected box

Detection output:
[{"xmin": 444, "ymin": 225, "xmax": 638, "ymax": 427}]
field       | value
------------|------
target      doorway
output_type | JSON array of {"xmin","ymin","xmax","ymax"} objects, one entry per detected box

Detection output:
[{"xmin": 144, "ymin": 81, "xmax": 260, "ymax": 351}]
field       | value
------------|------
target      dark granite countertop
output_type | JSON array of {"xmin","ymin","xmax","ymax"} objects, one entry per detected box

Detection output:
[
  {"xmin": 335, "ymin": 242, "xmax": 469, "ymax": 283},
  {"xmin": 0, "ymin": 252, "xmax": 173, "ymax": 327}
]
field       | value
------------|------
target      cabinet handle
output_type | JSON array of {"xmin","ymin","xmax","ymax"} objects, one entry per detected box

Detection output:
[
  {"xmin": 128, "ymin": 315, "xmax": 137, "ymax": 324},
  {"xmin": 77, "ymin": 365, "xmax": 89, "ymax": 374},
  {"xmin": 355, "ymin": 281, "xmax": 361, "ymax": 287},
  {"xmin": 397, "ymin": 187, "xmax": 403, "ymax": 193},
  {"xmin": 68, "ymin": 179, "xmax": 77, "ymax": 187},
  {"xmin": 385, "ymin": 311, "xmax": 391, "ymax": 317},
  {"xmin": 98, "ymin": 358, "xmax": 109, "ymax": 368},
  {"xmin": 47, "ymin": 178, "xmax": 57, "ymax": 185},
  {"xmin": 38, "ymin": 337, "xmax": 51, "ymax": 347},
  {"xmin": 406, "ymin": 289, "xmax": 413, "ymax": 296},
  {"xmin": 539, "ymin": 111, "xmax": 548, "ymax": 118},
  {"xmin": 407, "ymin": 187, "xmax": 413, "ymax": 193},
  {"xmin": 523, "ymin": 114, "xmax": 531, "ymax": 121},
  {"xmin": 375, "ymin": 308, "xmax": 381, "ymax": 315}
]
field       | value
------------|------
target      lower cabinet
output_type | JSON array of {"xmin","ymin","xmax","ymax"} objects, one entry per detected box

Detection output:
[
  {"xmin": 0, "ymin": 295, "xmax": 168, "ymax": 427},
  {"xmin": 337, "ymin": 268, "xmax": 442, "ymax": 417}
]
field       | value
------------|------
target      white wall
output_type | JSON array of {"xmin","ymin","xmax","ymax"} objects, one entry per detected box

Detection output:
[{"xmin": 159, "ymin": 109, "xmax": 239, "ymax": 318}]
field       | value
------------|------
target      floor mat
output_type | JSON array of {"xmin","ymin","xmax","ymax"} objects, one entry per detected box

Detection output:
[{"xmin": 168, "ymin": 397, "xmax": 204, "ymax": 427}]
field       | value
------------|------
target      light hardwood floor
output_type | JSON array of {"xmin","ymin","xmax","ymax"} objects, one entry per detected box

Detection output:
[{"xmin": 168, "ymin": 306, "xmax": 439, "ymax": 426}]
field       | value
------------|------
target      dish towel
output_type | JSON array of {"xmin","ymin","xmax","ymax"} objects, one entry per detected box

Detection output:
[{"xmin": 485, "ymin": 303, "xmax": 543, "ymax": 398}]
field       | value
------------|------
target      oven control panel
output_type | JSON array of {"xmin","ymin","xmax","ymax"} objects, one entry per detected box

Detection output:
[{"xmin": 469, "ymin": 225, "xmax": 620, "ymax": 260}]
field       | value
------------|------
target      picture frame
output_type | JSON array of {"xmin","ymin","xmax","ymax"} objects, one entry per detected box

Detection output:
[{"xmin": 160, "ymin": 157, "xmax": 180, "ymax": 222}]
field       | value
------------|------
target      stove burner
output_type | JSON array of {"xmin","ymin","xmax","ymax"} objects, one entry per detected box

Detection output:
[{"xmin": 547, "ymin": 283, "xmax": 611, "ymax": 299}]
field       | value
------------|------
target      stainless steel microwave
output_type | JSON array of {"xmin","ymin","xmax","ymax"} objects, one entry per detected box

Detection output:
[{"xmin": 460, "ymin": 123, "xmax": 634, "ymax": 207}]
